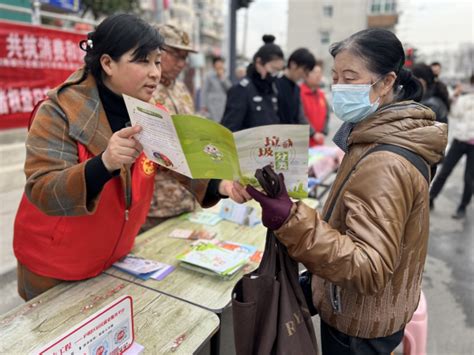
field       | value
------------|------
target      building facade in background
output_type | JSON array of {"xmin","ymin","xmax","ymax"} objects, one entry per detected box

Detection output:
[
  {"xmin": 418, "ymin": 43, "xmax": 474, "ymax": 84},
  {"xmin": 159, "ymin": 0, "xmax": 225, "ymax": 98},
  {"xmin": 287, "ymin": 0, "xmax": 398, "ymax": 79},
  {"xmin": 196, "ymin": 0, "xmax": 224, "ymax": 60},
  {"xmin": 161, "ymin": 0, "xmax": 195, "ymax": 35},
  {"xmin": 157, "ymin": 0, "xmax": 224, "ymax": 66},
  {"xmin": 0, "ymin": 0, "xmax": 225, "ymax": 101},
  {"xmin": 0, "ymin": 0, "xmax": 31, "ymax": 23}
]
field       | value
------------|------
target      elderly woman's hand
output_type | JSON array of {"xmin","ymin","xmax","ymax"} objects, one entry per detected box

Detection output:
[
  {"xmin": 102, "ymin": 125, "xmax": 143, "ymax": 172},
  {"xmin": 218, "ymin": 180, "xmax": 252, "ymax": 204},
  {"xmin": 246, "ymin": 173, "xmax": 293, "ymax": 230}
]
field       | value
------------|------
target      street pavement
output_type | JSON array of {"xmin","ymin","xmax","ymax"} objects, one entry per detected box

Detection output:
[{"xmin": 1, "ymin": 121, "xmax": 473, "ymax": 354}]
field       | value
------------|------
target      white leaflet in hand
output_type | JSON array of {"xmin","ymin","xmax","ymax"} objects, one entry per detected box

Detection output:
[{"xmin": 123, "ymin": 94, "xmax": 192, "ymax": 177}]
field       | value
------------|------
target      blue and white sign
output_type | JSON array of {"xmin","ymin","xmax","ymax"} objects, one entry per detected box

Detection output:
[{"xmin": 41, "ymin": 0, "xmax": 81, "ymax": 12}]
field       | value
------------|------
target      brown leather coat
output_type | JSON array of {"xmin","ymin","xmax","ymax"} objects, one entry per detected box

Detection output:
[{"xmin": 275, "ymin": 101, "xmax": 448, "ymax": 338}]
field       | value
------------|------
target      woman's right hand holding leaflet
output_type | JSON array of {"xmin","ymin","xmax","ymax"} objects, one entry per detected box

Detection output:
[{"xmin": 102, "ymin": 125, "xmax": 143, "ymax": 172}]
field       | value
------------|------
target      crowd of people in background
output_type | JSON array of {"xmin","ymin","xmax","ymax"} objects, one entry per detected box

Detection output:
[{"xmin": 194, "ymin": 37, "xmax": 472, "ymax": 221}]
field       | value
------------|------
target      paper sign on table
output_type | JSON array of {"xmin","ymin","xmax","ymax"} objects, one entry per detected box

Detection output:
[{"xmin": 32, "ymin": 295, "xmax": 134, "ymax": 355}]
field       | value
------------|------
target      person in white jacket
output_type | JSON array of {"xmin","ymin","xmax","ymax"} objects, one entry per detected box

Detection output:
[{"xmin": 430, "ymin": 74, "xmax": 474, "ymax": 219}]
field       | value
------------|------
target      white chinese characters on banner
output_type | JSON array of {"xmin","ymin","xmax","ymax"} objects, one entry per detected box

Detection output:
[
  {"xmin": 0, "ymin": 90, "xmax": 8, "ymax": 115},
  {"xmin": 0, "ymin": 88, "xmax": 49, "ymax": 115},
  {"xmin": 3, "ymin": 33, "xmax": 83, "ymax": 69},
  {"xmin": 0, "ymin": 21, "xmax": 86, "ymax": 128},
  {"xmin": 38, "ymin": 37, "xmax": 53, "ymax": 61},
  {"xmin": 23, "ymin": 35, "xmax": 38, "ymax": 60}
]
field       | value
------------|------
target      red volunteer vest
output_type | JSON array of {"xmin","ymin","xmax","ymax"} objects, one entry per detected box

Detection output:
[{"xmin": 13, "ymin": 144, "xmax": 156, "ymax": 280}]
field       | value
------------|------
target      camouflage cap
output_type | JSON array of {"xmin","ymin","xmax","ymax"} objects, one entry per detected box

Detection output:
[{"xmin": 156, "ymin": 24, "xmax": 197, "ymax": 53}]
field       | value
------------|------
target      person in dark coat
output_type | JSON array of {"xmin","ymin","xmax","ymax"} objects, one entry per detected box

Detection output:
[
  {"xmin": 412, "ymin": 63, "xmax": 450, "ymax": 124},
  {"xmin": 221, "ymin": 35, "xmax": 284, "ymax": 132},
  {"xmin": 431, "ymin": 61, "xmax": 451, "ymax": 106},
  {"xmin": 275, "ymin": 48, "xmax": 316, "ymax": 125}
]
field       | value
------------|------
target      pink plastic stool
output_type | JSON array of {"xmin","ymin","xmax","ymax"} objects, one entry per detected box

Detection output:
[{"xmin": 403, "ymin": 290, "xmax": 428, "ymax": 355}]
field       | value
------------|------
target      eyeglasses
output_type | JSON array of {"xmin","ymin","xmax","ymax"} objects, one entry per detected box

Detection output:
[{"xmin": 165, "ymin": 48, "xmax": 188, "ymax": 63}]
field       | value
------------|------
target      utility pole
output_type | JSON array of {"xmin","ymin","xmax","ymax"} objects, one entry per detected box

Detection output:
[
  {"xmin": 229, "ymin": 0, "xmax": 238, "ymax": 83},
  {"xmin": 193, "ymin": 8, "xmax": 202, "ymax": 92},
  {"xmin": 32, "ymin": 0, "xmax": 41, "ymax": 25},
  {"xmin": 242, "ymin": 7, "xmax": 249, "ymax": 60},
  {"xmin": 228, "ymin": 0, "xmax": 253, "ymax": 83}
]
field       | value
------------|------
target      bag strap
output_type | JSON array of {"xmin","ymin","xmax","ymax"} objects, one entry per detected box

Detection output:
[
  {"xmin": 254, "ymin": 165, "xmax": 283, "ymax": 276},
  {"xmin": 323, "ymin": 144, "xmax": 430, "ymax": 222},
  {"xmin": 369, "ymin": 144, "xmax": 430, "ymax": 184}
]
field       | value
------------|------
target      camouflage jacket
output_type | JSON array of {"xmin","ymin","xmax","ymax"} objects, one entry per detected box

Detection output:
[{"xmin": 153, "ymin": 80, "xmax": 195, "ymax": 115}]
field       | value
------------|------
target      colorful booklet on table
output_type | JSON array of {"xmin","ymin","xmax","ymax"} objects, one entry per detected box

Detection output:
[
  {"xmin": 215, "ymin": 241, "xmax": 262, "ymax": 263},
  {"xmin": 113, "ymin": 255, "xmax": 174, "ymax": 281},
  {"xmin": 176, "ymin": 242, "xmax": 251, "ymax": 279},
  {"xmin": 123, "ymin": 94, "xmax": 309, "ymax": 198}
]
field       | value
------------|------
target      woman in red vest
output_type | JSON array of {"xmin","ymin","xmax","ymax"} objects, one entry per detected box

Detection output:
[
  {"xmin": 300, "ymin": 61, "xmax": 330, "ymax": 146},
  {"xmin": 13, "ymin": 14, "xmax": 249, "ymax": 301}
]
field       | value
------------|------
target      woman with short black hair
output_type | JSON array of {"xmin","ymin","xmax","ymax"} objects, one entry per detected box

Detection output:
[{"xmin": 412, "ymin": 62, "xmax": 450, "ymax": 123}]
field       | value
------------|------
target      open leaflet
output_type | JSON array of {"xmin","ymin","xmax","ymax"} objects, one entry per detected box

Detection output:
[{"xmin": 124, "ymin": 94, "xmax": 309, "ymax": 198}]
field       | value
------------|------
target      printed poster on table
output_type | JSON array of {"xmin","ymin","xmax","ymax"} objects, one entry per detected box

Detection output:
[
  {"xmin": 124, "ymin": 94, "xmax": 309, "ymax": 198},
  {"xmin": 32, "ymin": 295, "xmax": 134, "ymax": 355}
]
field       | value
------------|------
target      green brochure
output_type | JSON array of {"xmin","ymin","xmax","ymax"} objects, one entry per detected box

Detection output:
[{"xmin": 123, "ymin": 95, "xmax": 309, "ymax": 198}]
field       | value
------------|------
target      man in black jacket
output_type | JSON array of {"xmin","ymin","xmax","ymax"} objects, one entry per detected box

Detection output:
[{"xmin": 276, "ymin": 48, "xmax": 316, "ymax": 125}]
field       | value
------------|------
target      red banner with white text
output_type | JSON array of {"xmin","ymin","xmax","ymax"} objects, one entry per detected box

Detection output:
[{"xmin": 0, "ymin": 20, "xmax": 86, "ymax": 129}]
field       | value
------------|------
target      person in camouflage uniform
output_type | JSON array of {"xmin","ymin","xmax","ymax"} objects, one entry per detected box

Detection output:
[{"xmin": 142, "ymin": 24, "xmax": 199, "ymax": 231}]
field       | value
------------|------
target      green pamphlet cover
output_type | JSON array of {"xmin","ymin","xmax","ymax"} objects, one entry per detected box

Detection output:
[{"xmin": 123, "ymin": 94, "xmax": 309, "ymax": 198}]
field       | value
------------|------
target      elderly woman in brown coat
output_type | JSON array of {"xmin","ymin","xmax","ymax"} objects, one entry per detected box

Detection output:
[{"xmin": 248, "ymin": 28, "xmax": 447, "ymax": 355}]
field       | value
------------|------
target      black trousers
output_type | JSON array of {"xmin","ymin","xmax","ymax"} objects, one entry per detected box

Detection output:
[
  {"xmin": 430, "ymin": 139, "xmax": 474, "ymax": 210},
  {"xmin": 320, "ymin": 320, "xmax": 404, "ymax": 355},
  {"xmin": 299, "ymin": 272, "xmax": 404, "ymax": 355}
]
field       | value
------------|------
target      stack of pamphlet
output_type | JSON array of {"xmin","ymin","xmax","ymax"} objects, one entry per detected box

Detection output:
[
  {"xmin": 176, "ymin": 241, "xmax": 257, "ymax": 279},
  {"xmin": 113, "ymin": 255, "xmax": 174, "ymax": 281}
]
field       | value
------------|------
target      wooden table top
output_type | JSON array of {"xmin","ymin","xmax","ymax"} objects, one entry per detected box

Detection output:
[
  {"xmin": 0, "ymin": 274, "xmax": 219, "ymax": 354},
  {"xmin": 105, "ymin": 199, "xmax": 318, "ymax": 312}
]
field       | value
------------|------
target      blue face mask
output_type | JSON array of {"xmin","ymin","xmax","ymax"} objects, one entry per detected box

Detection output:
[{"xmin": 331, "ymin": 81, "xmax": 380, "ymax": 123}]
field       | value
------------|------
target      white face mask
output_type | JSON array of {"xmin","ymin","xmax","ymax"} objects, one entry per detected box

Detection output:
[{"xmin": 331, "ymin": 79, "xmax": 381, "ymax": 123}]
